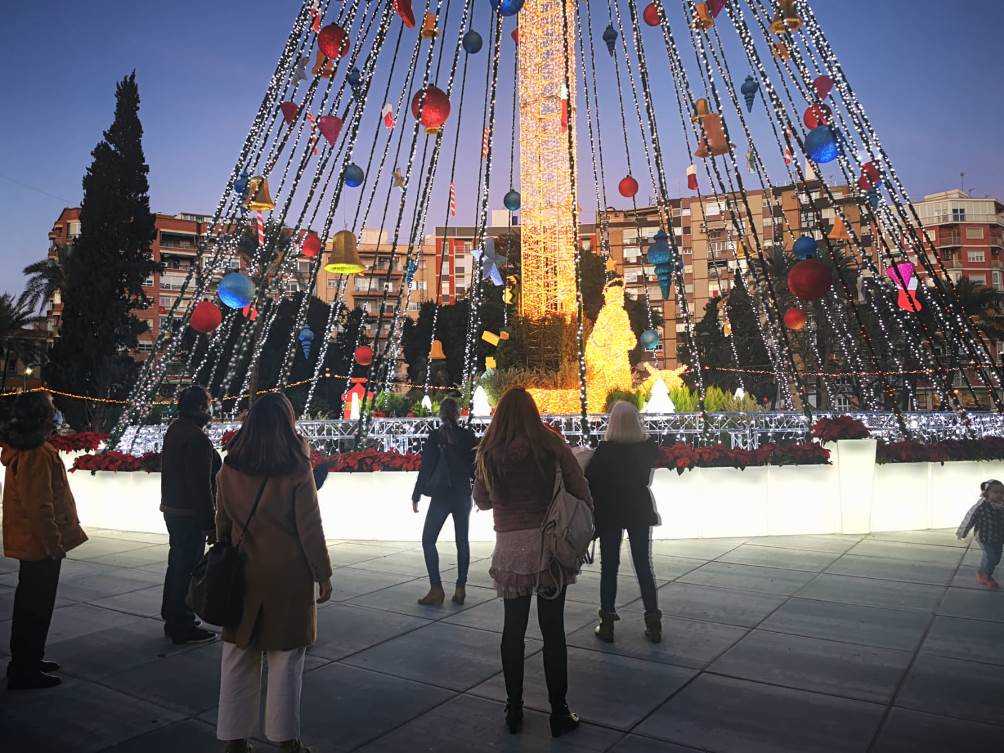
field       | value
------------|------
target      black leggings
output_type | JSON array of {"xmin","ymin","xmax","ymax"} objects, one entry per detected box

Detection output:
[
  {"xmin": 501, "ymin": 587, "xmax": 567, "ymax": 710},
  {"xmin": 421, "ymin": 494, "xmax": 471, "ymax": 587}
]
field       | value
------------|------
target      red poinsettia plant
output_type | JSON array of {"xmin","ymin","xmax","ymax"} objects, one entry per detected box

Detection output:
[
  {"xmin": 657, "ymin": 441, "xmax": 831, "ymax": 475},
  {"xmin": 877, "ymin": 436, "xmax": 1004, "ymax": 464},
  {"xmin": 323, "ymin": 447, "xmax": 422, "ymax": 472},
  {"xmin": 71, "ymin": 451, "xmax": 162, "ymax": 474},
  {"xmin": 47, "ymin": 432, "xmax": 109, "ymax": 453},
  {"xmin": 811, "ymin": 416, "xmax": 870, "ymax": 442},
  {"xmin": 220, "ymin": 429, "xmax": 239, "ymax": 447}
]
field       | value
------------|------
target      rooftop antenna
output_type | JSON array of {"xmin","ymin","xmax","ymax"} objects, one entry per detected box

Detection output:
[{"xmin": 960, "ymin": 171, "xmax": 966, "ymax": 194}]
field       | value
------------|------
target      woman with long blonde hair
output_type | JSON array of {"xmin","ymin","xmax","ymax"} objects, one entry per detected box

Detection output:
[
  {"xmin": 473, "ymin": 387, "xmax": 592, "ymax": 739},
  {"xmin": 585, "ymin": 401, "xmax": 661, "ymax": 643}
]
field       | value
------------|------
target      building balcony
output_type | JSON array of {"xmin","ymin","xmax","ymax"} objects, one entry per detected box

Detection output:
[{"xmin": 923, "ymin": 213, "xmax": 1004, "ymax": 226}]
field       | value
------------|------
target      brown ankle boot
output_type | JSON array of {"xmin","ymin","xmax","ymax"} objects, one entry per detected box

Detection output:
[
  {"xmin": 594, "ymin": 610, "xmax": 618, "ymax": 643},
  {"xmin": 417, "ymin": 584, "xmax": 446, "ymax": 605},
  {"xmin": 223, "ymin": 740, "xmax": 253, "ymax": 753},
  {"xmin": 452, "ymin": 585, "xmax": 466, "ymax": 605},
  {"xmin": 644, "ymin": 610, "xmax": 662, "ymax": 643}
]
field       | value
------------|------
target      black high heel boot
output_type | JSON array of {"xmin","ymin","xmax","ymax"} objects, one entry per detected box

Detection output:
[
  {"xmin": 549, "ymin": 705, "xmax": 580, "ymax": 738},
  {"xmin": 505, "ymin": 701, "xmax": 524, "ymax": 734}
]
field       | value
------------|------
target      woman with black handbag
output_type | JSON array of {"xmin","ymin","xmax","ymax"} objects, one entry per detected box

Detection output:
[
  {"xmin": 411, "ymin": 397, "xmax": 477, "ymax": 606},
  {"xmin": 213, "ymin": 394, "xmax": 332, "ymax": 753}
]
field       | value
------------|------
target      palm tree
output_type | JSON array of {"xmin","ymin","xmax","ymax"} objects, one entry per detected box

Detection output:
[
  {"xmin": 0, "ymin": 293, "xmax": 44, "ymax": 390},
  {"xmin": 22, "ymin": 246, "xmax": 69, "ymax": 313},
  {"xmin": 951, "ymin": 276, "xmax": 1004, "ymax": 342}
]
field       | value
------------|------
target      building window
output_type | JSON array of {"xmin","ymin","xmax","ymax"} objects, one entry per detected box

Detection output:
[
  {"xmin": 993, "ymin": 271, "xmax": 1002, "ymax": 290},
  {"xmin": 965, "ymin": 272, "xmax": 986, "ymax": 285},
  {"xmin": 137, "ymin": 342, "xmax": 153, "ymax": 353},
  {"xmin": 327, "ymin": 279, "xmax": 338, "ymax": 288},
  {"xmin": 968, "ymin": 250, "xmax": 985, "ymax": 263},
  {"xmin": 144, "ymin": 277, "xmax": 154, "ymax": 288},
  {"xmin": 952, "ymin": 207, "xmax": 966, "ymax": 222},
  {"xmin": 965, "ymin": 226, "xmax": 984, "ymax": 240}
]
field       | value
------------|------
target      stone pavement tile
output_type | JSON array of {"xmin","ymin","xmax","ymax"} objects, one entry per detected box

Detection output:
[
  {"xmin": 937, "ymin": 586, "xmax": 1004, "ymax": 622},
  {"xmin": 327, "ymin": 542, "xmax": 410, "ymax": 567},
  {"xmin": 758, "ymin": 597, "xmax": 930, "ymax": 652},
  {"xmin": 962, "ymin": 546, "xmax": 984, "ymax": 566},
  {"xmin": 0, "ymin": 587, "xmax": 78, "ymax": 621},
  {"xmin": 568, "ymin": 613, "xmax": 747, "ymax": 670},
  {"xmin": 443, "ymin": 595, "xmax": 599, "ymax": 637},
  {"xmin": 311, "ymin": 603, "xmax": 432, "ymax": 661},
  {"xmin": 297, "ymin": 663, "xmax": 456, "ymax": 752},
  {"xmin": 636, "ymin": 674, "xmax": 885, "ymax": 753},
  {"xmin": 948, "ymin": 568, "xmax": 1004, "ymax": 590},
  {"xmin": 607, "ymin": 734, "xmax": 705, "ymax": 753},
  {"xmin": 746, "ymin": 534, "xmax": 861, "ymax": 554},
  {"xmin": 648, "ymin": 554, "xmax": 708, "ymax": 580},
  {"xmin": 347, "ymin": 580, "xmax": 496, "ymax": 619},
  {"xmin": 86, "ymin": 546, "xmax": 170, "ymax": 569},
  {"xmin": 655, "ymin": 582, "xmax": 787, "ymax": 628},
  {"xmin": 678, "ymin": 561, "xmax": 818, "ymax": 596},
  {"xmin": 824, "ymin": 554, "xmax": 958, "ymax": 586},
  {"xmin": 870, "ymin": 707, "xmax": 1004, "ymax": 753},
  {"xmin": 56, "ymin": 567, "xmax": 163, "ymax": 603},
  {"xmin": 651, "ymin": 537, "xmax": 748, "ymax": 560},
  {"xmin": 796, "ymin": 574, "xmax": 945, "ymax": 611},
  {"xmin": 867, "ymin": 529, "xmax": 968, "ymax": 548},
  {"xmin": 328, "ymin": 567, "xmax": 420, "ymax": 602},
  {"xmin": 709, "ymin": 629, "xmax": 912, "ymax": 704},
  {"xmin": 0, "ymin": 555, "xmax": 21, "ymax": 574},
  {"xmin": 0, "ymin": 603, "xmax": 146, "ymax": 651},
  {"xmin": 85, "ymin": 528, "xmax": 169, "ymax": 545},
  {"xmin": 470, "ymin": 646, "xmax": 696, "ymax": 730},
  {"xmin": 895, "ymin": 652, "xmax": 1004, "ymax": 726},
  {"xmin": 845, "ymin": 539, "xmax": 964, "ymax": 566},
  {"xmin": 348, "ymin": 549, "xmax": 456, "ymax": 577},
  {"xmin": 100, "ymin": 641, "xmax": 224, "ymax": 715},
  {"xmin": 354, "ymin": 693, "xmax": 623, "ymax": 752},
  {"xmin": 718, "ymin": 543, "xmax": 840, "ymax": 572},
  {"xmin": 921, "ymin": 614, "xmax": 1004, "ymax": 665},
  {"xmin": 342, "ymin": 621, "xmax": 533, "ymax": 691},
  {"xmin": 0, "ymin": 677, "xmax": 183, "ymax": 753},
  {"xmin": 68, "ymin": 538, "xmax": 162, "ymax": 560},
  {"xmin": 90, "ymin": 584, "xmax": 165, "ymax": 618},
  {"xmin": 567, "ymin": 570, "xmax": 670, "ymax": 608},
  {"xmin": 98, "ymin": 719, "xmax": 281, "ymax": 753}
]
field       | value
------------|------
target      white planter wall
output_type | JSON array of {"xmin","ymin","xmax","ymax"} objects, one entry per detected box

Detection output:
[
  {"xmin": 51, "ymin": 458, "xmax": 1004, "ymax": 542},
  {"xmin": 833, "ymin": 439, "xmax": 878, "ymax": 534}
]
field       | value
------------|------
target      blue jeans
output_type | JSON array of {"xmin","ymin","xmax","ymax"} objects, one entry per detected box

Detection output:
[
  {"xmin": 421, "ymin": 494, "xmax": 471, "ymax": 587},
  {"xmin": 979, "ymin": 541, "xmax": 1003, "ymax": 578},
  {"xmin": 161, "ymin": 515, "xmax": 206, "ymax": 636},
  {"xmin": 599, "ymin": 526, "xmax": 659, "ymax": 614}
]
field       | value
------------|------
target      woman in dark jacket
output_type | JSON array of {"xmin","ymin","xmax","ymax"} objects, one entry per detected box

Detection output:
[
  {"xmin": 1, "ymin": 392, "xmax": 88, "ymax": 690},
  {"xmin": 412, "ymin": 398, "xmax": 477, "ymax": 606},
  {"xmin": 585, "ymin": 401, "xmax": 661, "ymax": 644}
]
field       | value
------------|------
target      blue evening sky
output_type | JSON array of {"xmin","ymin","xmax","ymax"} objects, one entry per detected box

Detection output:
[{"xmin": 2, "ymin": 0, "xmax": 1002, "ymax": 296}]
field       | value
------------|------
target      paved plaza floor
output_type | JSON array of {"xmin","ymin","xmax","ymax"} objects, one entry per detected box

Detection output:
[{"xmin": 2, "ymin": 526, "xmax": 1003, "ymax": 752}]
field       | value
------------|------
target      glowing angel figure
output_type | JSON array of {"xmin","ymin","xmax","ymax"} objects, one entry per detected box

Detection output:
[{"xmin": 473, "ymin": 238, "xmax": 506, "ymax": 286}]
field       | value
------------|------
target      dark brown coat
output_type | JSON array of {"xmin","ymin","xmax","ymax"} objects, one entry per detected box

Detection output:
[
  {"xmin": 215, "ymin": 463, "xmax": 332, "ymax": 650},
  {"xmin": 1, "ymin": 442, "xmax": 88, "ymax": 561}
]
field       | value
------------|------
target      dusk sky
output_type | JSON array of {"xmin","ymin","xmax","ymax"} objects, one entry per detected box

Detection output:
[{"xmin": 2, "ymin": 0, "xmax": 1003, "ymax": 297}]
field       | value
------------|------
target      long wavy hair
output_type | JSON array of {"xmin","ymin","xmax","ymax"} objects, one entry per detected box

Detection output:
[
  {"xmin": 225, "ymin": 393, "xmax": 311, "ymax": 477},
  {"xmin": 475, "ymin": 387, "xmax": 560, "ymax": 494}
]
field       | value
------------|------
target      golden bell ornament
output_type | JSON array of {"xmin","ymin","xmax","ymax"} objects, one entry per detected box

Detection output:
[
  {"xmin": 244, "ymin": 176, "xmax": 275, "ymax": 211},
  {"xmin": 694, "ymin": 114, "xmax": 730, "ymax": 158},
  {"xmin": 828, "ymin": 216, "xmax": 850, "ymax": 241},
  {"xmin": 481, "ymin": 330, "xmax": 500, "ymax": 346},
  {"xmin": 691, "ymin": 98, "xmax": 711, "ymax": 123},
  {"xmin": 770, "ymin": 1, "xmax": 802, "ymax": 35},
  {"xmin": 420, "ymin": 12, "xmax": 439, "ymax": 39},
  {"xmin": 429, "ymin": 339, "xmax": 446, "ymax": 361},
  {"xmin": 694, "ymin": 2, "xmax": 714, "ymax": 30},
  {"xmin": 323, "ymin": 230, "xmax": 365, "ymax": 274}
]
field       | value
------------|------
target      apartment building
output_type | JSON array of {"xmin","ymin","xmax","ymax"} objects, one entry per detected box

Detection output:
[{"xmin": 916, "ymin": 190, "xmax": 1004, "ymax": 290}]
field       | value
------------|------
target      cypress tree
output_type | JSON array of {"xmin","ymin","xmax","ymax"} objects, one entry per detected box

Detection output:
[{"xmin": 47, "ymin": 72, "xmax": 159, "ymax": 429}]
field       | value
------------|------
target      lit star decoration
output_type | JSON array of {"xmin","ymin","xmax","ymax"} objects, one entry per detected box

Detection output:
[{"xmin": 473, "ymin": 238, "xmax": 506, "ymax": 286}]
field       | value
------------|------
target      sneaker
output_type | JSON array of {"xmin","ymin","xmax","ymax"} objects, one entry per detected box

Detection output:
[
  {"xmin": 988, "ymin": 577, "xmax": 1000, "ymax": 590},
  {"xmin": 977, "ymin": 572, "xmax": 992, "ymax": 587},
  {"xmin": 170, "ymin": 626, "xmax": 217, "ymax": 645}
]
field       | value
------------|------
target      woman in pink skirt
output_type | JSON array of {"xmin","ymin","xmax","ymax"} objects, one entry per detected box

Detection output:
[{"xmin": 473, "ymin": 387, "xmax": 592, "ymax": 739}]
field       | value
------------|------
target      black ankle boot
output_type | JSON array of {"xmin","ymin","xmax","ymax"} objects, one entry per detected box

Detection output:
[
  {"xmin": 504, "ymin": 701, "xmax": 523, "ymax": 734},
  {"xmin": 549, "ymin": 704, "xmax": 580, "ymax": 738}
]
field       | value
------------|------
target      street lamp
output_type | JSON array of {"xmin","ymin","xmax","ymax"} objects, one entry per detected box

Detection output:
[{"xmin": 23, "ymin": 366, "xmax": 33, "ymax": 389}]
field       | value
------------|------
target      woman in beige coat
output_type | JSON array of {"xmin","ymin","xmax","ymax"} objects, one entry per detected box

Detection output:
[{"xmin": 215, "ymin": 393, "xmax": 332, "ymax": 753}]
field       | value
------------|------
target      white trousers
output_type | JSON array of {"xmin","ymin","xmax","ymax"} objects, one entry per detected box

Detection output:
[{"xmin": 217, "ymin": 641, "xmax": 307, "ymax": 743}]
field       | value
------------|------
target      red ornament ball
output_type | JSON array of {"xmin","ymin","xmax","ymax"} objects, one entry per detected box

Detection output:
[
  {"xmin": 354, "ymin": 345, "xmax": 374, "ymax": 366},
  {"xmin": 190, "ymin": 301, "xmax": 222, "ymax": 334},
  {"xmin": 803, "ymin": 103, "xmax": 832, "ymax": 129},
  {"xmin": 300, "ymin": 230, "xmax": 322, "ymax": 258},
  {"xmin": 410, "ymin": 86, "xmax": 451, "ymax": 131},
  {"xmin": 618, "ymin": 175, "xmax": 639, "ymax": 198},
  {"xmin": 787, "ymin": 258, "xmax": 833, "ymax": 301},
  {"xmin": 643, "ymin": 2, "xmax": 663, "ymax": 26},
  {"xmin": 783, "ymin": 306, "xmax": 808, "ymax": 331},
  {"xmin": 858, "ymin": 161, "xmax": 881, "ymax": 190},
  {"xmin": 317, "ymin": 23, "xmax": 349, "ymax": 59}
]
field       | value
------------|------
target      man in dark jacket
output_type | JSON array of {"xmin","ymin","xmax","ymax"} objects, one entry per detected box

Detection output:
[{"xmin": 160, "ymin": 385, "xmax": 221, "ymax": 644}]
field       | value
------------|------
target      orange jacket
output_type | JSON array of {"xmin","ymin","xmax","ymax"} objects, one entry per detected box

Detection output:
[{"xmin": 1, "ymin": 442, "xmax": 88, "ymax": 560}]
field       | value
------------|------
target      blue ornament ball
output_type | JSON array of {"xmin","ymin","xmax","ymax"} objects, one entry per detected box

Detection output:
[
  {"xmin": 462, "ymin": 30, "xmax": 483, "ymax": 54},
  {"xmin": 793, "ymin": 235, "xmax": 818, "ymax": 260},
  {"xmin": 503, "ymin": 189, "xmax": 521, "ymax": 212},
  {"xmin": 805, "ymin": 126, "xmax": 838, "ymax": 164},
  {"xmin": 488, "ymin": 0, "xmax": 525, "ymax": 17},
  {"xmin": 640, "ymin": 329, "xmax": 661, "ymax": 351},
  {"xmin": 218, "ymin": 272, "xmax": 255, "ymax": 309},
  {"xmin": 344, "ymin": 163, "xmax": 365, "ymax": 188}
]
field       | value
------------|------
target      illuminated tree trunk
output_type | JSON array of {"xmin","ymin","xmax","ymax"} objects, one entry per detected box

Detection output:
[{"xmin": 518, "ymin": 0, "xmax": 577, "ymax": 319}]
